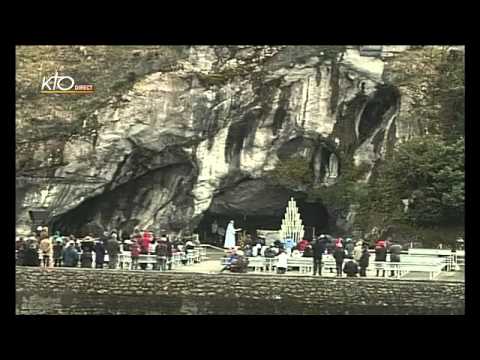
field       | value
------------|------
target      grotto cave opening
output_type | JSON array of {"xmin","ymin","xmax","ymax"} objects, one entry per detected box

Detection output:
[
  {"xmin": 48, "ymin": 163, "xmax": 195, "ymax": 238},
  {"xmin": 194, "ymin": 199, "xmax": 330, "ymax": 246}
]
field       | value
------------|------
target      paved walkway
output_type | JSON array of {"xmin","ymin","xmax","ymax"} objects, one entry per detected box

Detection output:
[{"xmin": 169, "ymin": 254, "xmax": 464, "ymax": 282}]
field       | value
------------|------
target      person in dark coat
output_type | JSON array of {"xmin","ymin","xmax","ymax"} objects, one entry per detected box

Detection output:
[
  {"xmin": 333, "ymin": 242, "xmax": 346, "ymax": 277},
  {"xmin": 359, "ymin": 244, "xmax": 370, "ymax": 277},
  {"xmin": 53, "ymin": 240, "xmax": 63, "ymax": 267},
  {"xmin": 80, "ymin": 249, "xmax": 93, "ymax": 268},
  {"xmin": 374, "ymin": 240, "xmax": 387, "ymax": 277},
  {"xmin": 106, "ymin": 234, "xmax": 121, "ymax": 269},
  {"xmin": 155, "ymin": 239, "xmax": 168, "ymax": 272},
  {"xmin": 62, "ymin": 243, "xmax": 79, "ymax": 267},
  {"xmin": 23, "ymin": 243, "xmax": 40, "ymax": 267},
  {"xmin": 312, "ymin": 237, "xmax": 326, "ymax": 276},
  {"xmin": 345, "ymin": 238, "xmax": 354, "ymax": 259},
  {"xmin": 16, "ymin": 237, "xmax": 27, "ymax": 266},
  {"xmin": 94, "ymin": 240, "xmax": 106, "ymax": 268},
  {"xmin": 166, "ymin": 237, "xmax": 173, "ymax": 270},
  {"xmin": 264, "ymin": 246, "xmax": 278, "ymax": 258},
  {"xmin": 388, "ymin": 240, "xmax": 402, "ymax": 277},
  {"xmin": 343, "ymin": 260, "xmax": 359, "ymax": 277}
]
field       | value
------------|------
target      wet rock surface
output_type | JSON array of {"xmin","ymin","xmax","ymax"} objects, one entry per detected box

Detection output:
[{"xmin": 16, "ymin": 46, "xmax": 407, "ymax": 236}]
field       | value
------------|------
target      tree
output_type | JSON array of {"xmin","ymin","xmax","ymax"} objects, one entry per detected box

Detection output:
[{"xmin": 360, "ymin": 136, "xmax": 464, "ymax": 229}]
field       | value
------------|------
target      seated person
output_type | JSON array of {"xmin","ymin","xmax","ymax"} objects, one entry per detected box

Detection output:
[
  {"xmin": 230, "ymin": 251, "xmax": 249, "ymax": 273},
  {"xmin": 291, "ymin": 247, "xmax": 302, "ymax": 258},
  {"xmin": 185, "ymin": 240, "xmax": 195, "ymax": 251},
  {"xmin": 302, "ymin": 245, "xmax": 313, "ymax": 257},
  {"xmin": 252, "ymin": 243, "xmax": 261, "ymax": 257},
  {"xmin": 264, "ymin": 246, "xmax": 278, "ymax": 258},
  {"xmin": 343, "ymin": 260, "xmax": 359, "ymax": 277},
  {"xmin": 297, "ymin": 239, "xmax": 310, "ymax": 252},
  {"xmin": 220, "ymin": 253, "xmax": 239, "ymax": 272},
  {"xmin": 260, "ymin": 245, "xmax": 269, "ymax": 257},
  {"xmin": 244, "ymin": 245, "xmax": 253, "ymax": 257}
]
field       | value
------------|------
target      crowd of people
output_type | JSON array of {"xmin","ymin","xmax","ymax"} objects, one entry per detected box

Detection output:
[
  {"xmin": 221, "ymin": 234, "xmax": 404, "ymax": 278},
  {"xmin": 16, "ymin": 225, "xmax": 406, "ymax": 279},
  {"xmin": 15, "ymin": 226, "xmax": 200, "ymax": 272}
]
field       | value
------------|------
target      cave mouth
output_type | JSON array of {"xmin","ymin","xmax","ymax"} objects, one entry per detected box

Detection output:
[
  {"xmin": 49, "ymin": 163, "xmax": 195, "ymax": 238},
  {"xmin": 357, "ymin": 84, "xmax": 400, "ymax": 144},
  {"xmin": 194, "ymin": 199, "xmax": 330, "ymax": 245}
]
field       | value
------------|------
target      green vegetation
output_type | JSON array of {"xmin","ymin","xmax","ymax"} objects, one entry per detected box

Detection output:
[
  {"xmin": 266, "ymin": 156, "xmax": 370, "ymax": 210},
  {"xmin": 267, "ymin": 47, "xmax": 464, "ymax": 244},
  {"xmin": 356, "ymin": 136, "xmax": 464, "ymax": 230},
  {"xmin": 266, "ymin": 157, "xmax": 313, "ymax": 190}
]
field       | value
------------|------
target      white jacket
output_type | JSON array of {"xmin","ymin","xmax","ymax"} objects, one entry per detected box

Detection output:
[{"xmin": 277, "ymin": 252, "xmax": 288, "ymax": 268}]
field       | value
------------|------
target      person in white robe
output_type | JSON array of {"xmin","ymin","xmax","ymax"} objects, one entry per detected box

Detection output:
[{"xmin": 224, "ymin": 220, "xmax": 241, "ymax": 249}]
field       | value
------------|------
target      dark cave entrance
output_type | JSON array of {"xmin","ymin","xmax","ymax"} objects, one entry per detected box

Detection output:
[
  {"xmin": 194, "ymin": 199, "xmax": 330, "ymax": 245},
  {"xmin": 357, "ymin": 84, "xmax": 400, "ymax": 144}
]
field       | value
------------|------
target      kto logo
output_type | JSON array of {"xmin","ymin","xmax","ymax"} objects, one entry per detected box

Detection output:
[{"xmin": 41, "ymin": 72, "xmax": 95, "ymax": 94}]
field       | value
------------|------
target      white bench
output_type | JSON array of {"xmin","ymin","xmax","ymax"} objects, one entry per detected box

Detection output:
[
  {"xmin": 370, "ymin": 258, "xmax": 446, "ymax": 280},
  {"xmin": 408, "ymin": 249, "xmax": 458, "ymax": 271},
  {"xmin": 247, "ymin": 257, "xmax": 267, "ymax": 272},
  {"xmin": 287, "ymin": 258, "xmax": 314, "ymax": 273}
]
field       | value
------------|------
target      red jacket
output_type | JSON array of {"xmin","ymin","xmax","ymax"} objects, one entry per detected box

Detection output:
[
  {"xmin": 142, "ymin": 232, "xmax": 152, "ymax": 252},
  {"xmin": 298, "ymin": 239, "xmax": 310, "ymax": 252},
  {"xmin": 130, "ymin": 243, "xmax": 140, "ymax": 257}
]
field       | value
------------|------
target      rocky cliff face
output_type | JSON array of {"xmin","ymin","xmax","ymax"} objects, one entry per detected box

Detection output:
[{"xmin": 16, "ymin": 45, "xmax": 411, "ymax": 238}]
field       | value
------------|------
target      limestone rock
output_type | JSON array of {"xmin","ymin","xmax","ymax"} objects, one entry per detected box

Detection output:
[{"xmin": 16, "ymin": 46, "xmax": 409, "ymax": 236}]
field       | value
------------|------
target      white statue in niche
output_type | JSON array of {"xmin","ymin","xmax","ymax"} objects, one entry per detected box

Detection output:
[{"xmin": 328, "ymin": 153, "xmax": 338, "ymax": 178}]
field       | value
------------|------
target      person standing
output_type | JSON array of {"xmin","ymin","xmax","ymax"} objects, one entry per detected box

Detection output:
[
  {"xmin": 165, "ymin": 236, "xmax": 173, "ymax": 270},
  {"xmin": 23, "ymin": 241, "xmax": 40, "ymax": 267},
  {"xmin": 224, "ymin": 220, "xmax": 242, "ymax": 249},
  {"xmin": 80, "ymin": 248, "xmax": 93, "ymax": 268},
  {"xmin": 53, "ymin": 240, "xmax": 63, "ymax": 267},
  {"xmin": 35, "ymin": 226, "xmax": 43, "ymax": 238},
  {"xmin": 211, "ymin": 220, "xmax": 218, "ymax": 237},
  {"xmin": 276, "ymin": 249, "xmax": 288, "ymax": 274},
  {"xmin": 389, "ymin": 240, "xmax": 402, "ymax": 277},
  {"xmin": 62, "ymin": 242, "xmax": 79, "ymax": 267},
  {"xmin": 94, "ymin": 240, "xmax": 106, "ymax": 268},
  {"xmin": 106, "ymin": 234, "xmax": 120, "ymax": 269},
  {"xmin": 217, "ymin": 226, "xmax": 225, "ymax": 247},
  {"xmin": 16, "ymin": 237, "xmax": 27, "ymax": 266},
  {"xmin": 39, "ymin": 227, "xmax": 49, "ymax": 241},
  {"xmin": 374, "ymin": 240, "xmax": 387, "ymax": 277},
  {"xmin": 345, "ymin": 238, "xmax": 355, "ymax": 259},
  {"xmin": 100, "ymin": 231, "xmax": 110, "ymax": 246},
  {"xmin": 39, "ymin": 236, "xmax": 52, "ymax": 268},
  {"xmin": 359, "ymin": 244, "xmax": 370, "ymax": 277},
  {"xmin": 333, "ymin": 242, "xmax": 346, "ymax": 277},
  {"xmin": 142, "ymin": 230, "xmax": 153, "ymax": 253},
  {"xmin": 155, "ymin": 238, "xmax": 168, "ymax": 272},
  {"xmin": 312, "ymin": 237, "xmax": 326, "ymax": 276},
  {"xmin": 130, "ymin": 240, "xmax": 140, "ymax": 270},
  {"xmin": 353, "ymin": 241, "xmax": 363, "ymax": 263}
]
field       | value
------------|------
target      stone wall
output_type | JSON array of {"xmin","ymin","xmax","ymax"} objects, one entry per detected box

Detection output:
[{"xmin": 16, "ymin": 267, "xmax": 464, "ymax": 315}]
